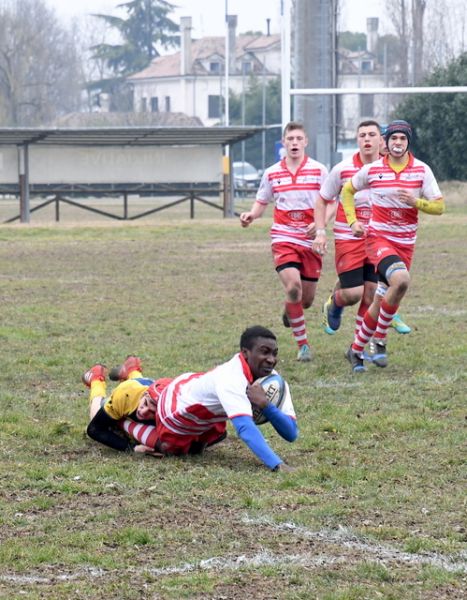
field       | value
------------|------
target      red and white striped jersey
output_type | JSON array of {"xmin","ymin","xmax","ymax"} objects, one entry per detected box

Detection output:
[
  {"xmin": 320, "ymin": 152, "xmax": 374, "ymax": 242},
  {"xmin": 256, "ymin": 156, "xmax": 328, "ymax": 248},
  {"xmin": 157, "ymin": 353, "xmax": 295, "ymax": 437},
  {"xmin": 352, "ymin": 154, "xmax": 442, "ymax": 246}
]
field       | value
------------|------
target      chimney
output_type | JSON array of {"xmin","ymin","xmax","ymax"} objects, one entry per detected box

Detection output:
[
  {"xmin": 227, "ymin": 14, "xmax": 237, "ymax": 74},
  {"xmin": 366, "ymin": 17, "xmax": 379, "ymax": 55},
  {"xmin": 180, "ymin": 16, "xmax": 192, "ymax": 75},
  {"xmin": 266, "ymin": 18, "xmax": 271, "ymax": 36}
]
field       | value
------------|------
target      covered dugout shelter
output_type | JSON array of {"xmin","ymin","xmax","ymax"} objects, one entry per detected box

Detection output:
[{"xmin": 0, "ymin": 127, "xmax": 261, "ymax": 223}]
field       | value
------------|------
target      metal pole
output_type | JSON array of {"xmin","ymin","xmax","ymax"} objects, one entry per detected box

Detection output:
[
  {"xmin": 290, "ymin": 85, "xmax": 467, "ymax": 95},
  {"xmin": 262, "ymin": 61, "xmax": 266, "ymax": 171},
  {"xmin": 241, "ymin": 65, "xmax": 245, "ymax": 165},
  {"xmin": 280, "ymin": 0, "xmax": 291, "ymax": 127},
  {"xmin": 223, "ymin": 3, "xmax": 233, "ymax": 216},
  {"xmin": 18, "ymin": 144, "xmax": 30, "ymax": 224},
  {"xmin": 224, "ymin": 0, "xmax": 229, "ymax": 129}
]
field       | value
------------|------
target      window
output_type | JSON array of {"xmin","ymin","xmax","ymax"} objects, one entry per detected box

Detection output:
[
  {"xmin": 140, "ymin": 97, "xmax": 147, "ymax": 112},
  {"xmin": 361, "ymin": 60, "xmax": 372, "ymax": 73},
  {"xmin": 209, "ymin": 61, "xmax": 221, "ymax": 74},
  {"xmin": 208, "ymin": 95, "xmax": 221, "ymax": 119},
  {"xmin": 242, "ymin": 62, "xmax": 252, "ymax": 75},
  {"xmin": 150, "ymin": 97, "xmax": 159, "ymax": 112},
  {"xmin": 360, "ymin": 94, "xmax": 374, "ymax": 117},
  {"xmin": 164, "ymin": 96, "xmax": 171, "ymax": 112}
]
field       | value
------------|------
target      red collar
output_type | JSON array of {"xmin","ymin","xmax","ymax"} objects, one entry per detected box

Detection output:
[
  {"xmin": 238, "ymin": 352, "xmax": 254, "ymax": 383},
  {"xmin": 352, "ymin": 152, "xmax": 364, "ymax": 168},
  {"xmin": 280, "ymin": 154, "xmax": 309, "ymax": 174}
]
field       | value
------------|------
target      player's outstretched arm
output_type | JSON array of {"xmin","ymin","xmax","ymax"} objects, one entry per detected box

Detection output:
[
  {"xmin": 261, "ymin": 404, "xmax": 298, "ymax": 442},
  {"xmin": 231, "ymin": 415, "xmax": 284, "ymax": 470}
]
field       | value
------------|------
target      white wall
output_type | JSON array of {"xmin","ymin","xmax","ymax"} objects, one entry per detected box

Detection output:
[
  {"xmin": 0, "ymin": 145, "xmax": 222, "ymax": 184},
  {"xmin": 133, "ymin": 72, "xmax": 278, "ymax": 126}
]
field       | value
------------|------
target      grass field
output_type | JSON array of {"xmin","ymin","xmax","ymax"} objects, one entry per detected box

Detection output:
[{"xmin": 0, "ymin": 185, "xmax": 465, "ymax": 599}]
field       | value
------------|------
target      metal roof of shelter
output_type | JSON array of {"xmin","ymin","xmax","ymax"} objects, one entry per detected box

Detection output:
[{"xmin": 0, "ymin": 126, "xmax": 262, "ymax": 147}]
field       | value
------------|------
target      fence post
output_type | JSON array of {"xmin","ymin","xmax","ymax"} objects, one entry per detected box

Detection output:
[
  {"xmin": 123, "ymin": 193, "xmax": 128, "ymax": 219},
  {"xmin": 190, "ymin": 191, "xmax": 195, "ymax": 219},
  {"xmin": 18, "ymin": 144, "xmax": 30, "ymax": 224}
]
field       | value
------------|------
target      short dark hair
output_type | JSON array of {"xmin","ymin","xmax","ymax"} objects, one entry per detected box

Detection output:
[
  {"xmin": 357, "ymin": 120, "xmax": 381, "ymax": 131},
  {"xmin": 240, "ymin": 326, "xmax": 276, "ymax": 350},
  {"xmin": 283, "ymin": 121, "xmax": 307, "ymax": 137}
]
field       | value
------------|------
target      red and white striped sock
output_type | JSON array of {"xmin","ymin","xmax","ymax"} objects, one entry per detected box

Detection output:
[
  {"xmin": 354, "ymin": 301, "xmax": 370, "ymax": 339},
  {"xmin": 352, "ymin": 311, "xmax": 377, "ymax": 353},
  {"xmin": 285, "ymin": 301, "xmax": 308, "ymax": 348},
  {"xmin": 120, "ymin": 419, "xmax": 158, "ymax": 448},
  {"xmin": 374, "ymin": 300, "xmax": 399, "ymax": 341}
]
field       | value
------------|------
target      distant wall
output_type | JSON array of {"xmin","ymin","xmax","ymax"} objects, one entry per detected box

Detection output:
[{"xmin": 0, "ymin": 145, "xmax": 221, "ymax": 184}]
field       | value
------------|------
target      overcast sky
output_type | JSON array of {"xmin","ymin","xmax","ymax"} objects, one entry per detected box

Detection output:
[{"xmin": 48, "ymin": 0, "xmax": 386, "ymax": 37}]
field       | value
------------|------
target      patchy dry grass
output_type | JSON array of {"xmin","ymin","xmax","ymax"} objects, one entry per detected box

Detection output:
[{"xmin": 0, "ymin": 186, "xmax": 465, "ymax": 599}]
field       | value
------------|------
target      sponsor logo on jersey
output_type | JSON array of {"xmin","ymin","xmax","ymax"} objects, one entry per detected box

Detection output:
[
  {"xmin": 390, "ymin": 209, "xmax": 403, "ymax": 221},
  {"xmin": 289, "ymin": 211, "xmax": 305, "ymax": 220}
]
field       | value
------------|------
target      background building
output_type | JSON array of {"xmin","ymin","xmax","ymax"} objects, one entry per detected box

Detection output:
[{"xmin": 128, "ymin": 16, "xmax": 280, "ymax": 127}]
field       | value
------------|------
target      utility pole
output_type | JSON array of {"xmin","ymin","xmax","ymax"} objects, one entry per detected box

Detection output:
[{"xmin": 293, "ymin": 0, "xmax": 338, "ymax": 167}]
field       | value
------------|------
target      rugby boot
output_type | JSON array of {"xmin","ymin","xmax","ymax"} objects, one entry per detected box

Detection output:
[
  {"xmin": 297, "ymin": 344, "xmax": 312, "ymax": 362},
  {"xmin": 368, "ymin": 338, "xmax": 388, "ymax": 368},
  {"xmin": 81, "ymin": 364, "xmax": 108, "ymax": 387},
  {"xmin": 109, "ymin": 355, "xmax": 142, "ymax": 381},
  {"xmin": 322, "ymin": 294, "xmax": 343, "ymax": 334},
  {"xmin": 345, "ymin": 346, "xmax": 366, "ymax": 373},
  {"xmin": 391, "ymin": 313, "xmax": 412, "ymax": 334}
]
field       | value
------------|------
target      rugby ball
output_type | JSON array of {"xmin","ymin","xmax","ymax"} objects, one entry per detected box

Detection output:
[{"xmin": 252, "ymin": 373, "xmax": 286, "ymax": 425}]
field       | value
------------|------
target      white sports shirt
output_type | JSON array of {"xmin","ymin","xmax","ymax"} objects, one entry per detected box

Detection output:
[
  {"xmin": 320, "ymin": 153, "xmax": 373, "ymax": 241},
  {"xmin": 352, "ymin": 154, "xmax": 442, "ymax": 246},
  {"xmin": 256, "ymin": 156, "xmax": 328, "ymax": 249},
  {"xmin": 157, "ymin": 353, "xmax": 295, "ymax": 437}
]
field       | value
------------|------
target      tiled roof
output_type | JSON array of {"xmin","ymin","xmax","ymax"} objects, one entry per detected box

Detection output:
[
  {"xmin": 129, "ymin": 34, "xmax": 280, "ymax": 80},
  {"xmin": 53, "ymin": 112, "xmax": 203, "ymax": 127}
]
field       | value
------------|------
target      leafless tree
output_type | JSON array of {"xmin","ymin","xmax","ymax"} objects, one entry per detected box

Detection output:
[
  {"xmin": 424, "ymin": 0, "xmax": 467, "ymax": 68},
  {"xmin": 385, "ymin": 0, "xmax": 410, "ymax": 84},
  {"xmin": 0, "ymin": 0, "xmax": 83, "ymax": 125}
]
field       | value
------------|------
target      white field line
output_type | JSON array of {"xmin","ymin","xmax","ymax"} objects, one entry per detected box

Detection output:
[
  {"xmin": 0, "ymin": 554, "xmax": 344, "ymax": 585},
  {"xmin": 2, "ymin": 520, "xmax": 465, "ymax": 586},
  {"xmin": 313, "ymin": 371, "xmax": 465, "ymax": 389},
  {"xmin": 410, "ymin": 306, "xmax": 467, "ymax": 317},
  {"xmin": 243, "ymin": 517, "xmax": 467, "ymax": 574}
]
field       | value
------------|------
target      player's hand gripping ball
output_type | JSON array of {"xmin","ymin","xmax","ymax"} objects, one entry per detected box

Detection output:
[{"xmin": 252, "ymin": 373, "xmax": 286, "ymax": 425}]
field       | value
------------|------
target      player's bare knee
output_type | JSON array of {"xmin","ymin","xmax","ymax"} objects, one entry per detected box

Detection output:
[
  {"xmin": 342, "ymin": 289, "xmax": 361, "ymax": 305},
  {"xmin": 287, "ymin": 282, "xmax": 302, "ymax": 303}
]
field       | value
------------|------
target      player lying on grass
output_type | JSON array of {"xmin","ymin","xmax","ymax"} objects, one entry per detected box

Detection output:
[
  {"xmin": 82, "ymin": 327, "xmax": 298, "ymax": 471},
  {"xmin": 82, "ymin": 355, "xmax": 172, "ymax": 454}
]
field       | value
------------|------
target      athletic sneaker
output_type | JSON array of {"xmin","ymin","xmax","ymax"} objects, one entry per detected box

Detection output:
[
  {"xmin": 368, "ymin": 338, "xmax": 388, "ymax": 368},
  {"xmin": 109, "ymin": 355, "xmax": 142, "ymax": 381},
  {"xmin": 322, "ymin": 294, "xmax": 343, "ymax": 334},
  {"xmin": 297, "ymin": 344, "xmax": 312, "ymax": 362},
  {"xmin": 282, "ymin": 311, "xmax": 291, "ymax": 328},
  {"xmin": 345, "ymin": 346, "xmax": 366, "ymax": 373},
  {"xmin": 81, "ymin": 364, "xmax": 108, "ymax": 387},
  {"xmin": 391, "ymin": 313, "xmax": 412, "ymax": 334}
]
